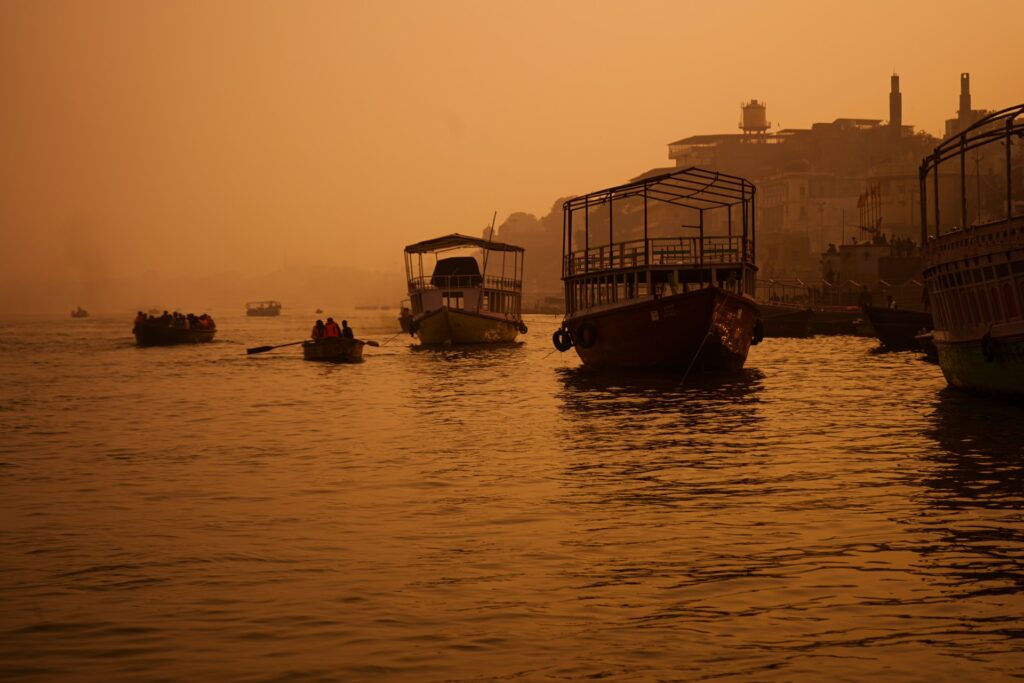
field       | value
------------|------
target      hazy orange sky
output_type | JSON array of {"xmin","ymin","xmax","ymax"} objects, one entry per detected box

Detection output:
[{"xmin": 1, "ymin": 0, "xmax": 1022, "ymax": 303}]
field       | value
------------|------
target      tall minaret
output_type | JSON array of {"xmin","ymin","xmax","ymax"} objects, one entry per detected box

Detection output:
[
  {"xmin": 958, "ymin": 72, "xmax": 972, "ymax": 125},
  {"xmin": 889, "ymin": 72, "xmax": 902, "ymax": 138}
]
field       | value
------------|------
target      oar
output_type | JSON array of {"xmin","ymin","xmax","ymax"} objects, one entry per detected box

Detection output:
[
  {"xmin": 359, "ymin": 339, "xmax": 380, "ymax": 347},
  {"xmin": 246, "ymin": 340, "xmax": 307, "ymax": 355}
]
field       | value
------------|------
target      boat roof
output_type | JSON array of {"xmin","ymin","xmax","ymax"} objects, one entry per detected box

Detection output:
[
  {"xmin": 246, "ymin": 300, "xmax": 281, "ymax": 306},
  {"xmin": 404, "ymin": 233, "xmax": 524, "ymax": 254},
  {"xmin": 563, "ymin": 166, "xmax": 755, "ymax": 213}
]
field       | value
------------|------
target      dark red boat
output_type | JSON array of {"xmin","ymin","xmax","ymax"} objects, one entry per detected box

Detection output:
[{"xmin": 551, "ymin": 167, "xmax": 760, "ymax": 373}]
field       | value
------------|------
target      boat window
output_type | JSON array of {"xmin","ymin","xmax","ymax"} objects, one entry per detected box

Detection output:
[
  {"xmin": 954, "ymin": 271, "xmax": 964, "ymax": 286},
  {"xmin": 996, "ymin": 263, "xmax": 1010, "ymax": 278},
  {"xmin": 983, "ymin": 266, "xmax": 995, "ymax": 281},
  {"xmin": 1011, "ymin": 261, "xmax": 1024, "ymax": 274}
]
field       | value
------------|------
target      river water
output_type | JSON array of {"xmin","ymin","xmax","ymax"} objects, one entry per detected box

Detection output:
[{"xmin": 1, "ymin": 311, "xmax": 1022, "ymax": 682}]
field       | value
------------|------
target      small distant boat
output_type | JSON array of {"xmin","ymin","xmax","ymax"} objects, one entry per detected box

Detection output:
[
  {"xmin": 862, "ymin": 306, "xmax": 933, "ymax": 350},
  {"xmin": 70, "ymin": 306, "xmax": 89, "ymax": 318},
  {"xmin": 246, "ymin": 300, "xmax": 282, "ymax": 316},
  {"xmin": 757, "ymin": 303, "xmax": 813, "ymax": 338},
  {"xmin": 404, "ymin": 233, "xmax": 527, "ymax": 345},
  {"xmin": 302, "ymin": 337, "xmax": 365, "ymax": 362},
  {"xmin": 315, "ymin": 308, "xmax": 324, "ymax": 314}
]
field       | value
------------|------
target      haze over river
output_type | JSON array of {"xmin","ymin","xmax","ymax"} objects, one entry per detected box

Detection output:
[{"xmin": 2, "ymin": 312, "xmax": 1023, "ymax": 681}]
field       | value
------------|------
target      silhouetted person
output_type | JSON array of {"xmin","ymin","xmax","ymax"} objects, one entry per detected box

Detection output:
[
  {"xmin": 311, "ymin": 319, "xmax": 325, "ymax": 340},
  {"xmin": 323, "ymin": 317, "xmax": 341, "ymax": 338},
  {"xmin": 858, "ymin": 285, "xmax": 873, "ymax": 309},
  {"xmin": 341, "ymin": 320, "xmax": 354, "ymax": 339}
]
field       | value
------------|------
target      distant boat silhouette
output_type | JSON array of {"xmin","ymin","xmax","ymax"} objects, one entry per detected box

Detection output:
[
  {"xmin": 246, "ymin": 300, "xmax": 282, "ymax": 316},
  {"xmin": 70, "ymin": 306, "xmax": 89, "ymax": 318}
]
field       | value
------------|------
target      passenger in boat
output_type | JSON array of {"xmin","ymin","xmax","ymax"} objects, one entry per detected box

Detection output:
[
  {"xmin": 134, "ymin": 311, "xmax": 146, "ymax": 327},
  {"xmin": 323, "ymin": 317, "xmax": 341, "ymax": 338},
  {"xmin": 341, "ymin": 320, "xmax": 354, "ymax": 339},
  {"xmin": 311, "ymin": 319, "xmax": 326, "ymax": 340}
]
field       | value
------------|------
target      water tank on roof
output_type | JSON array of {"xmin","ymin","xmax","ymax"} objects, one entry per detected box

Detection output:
[{"xmin": 740, "ymin": 99, "xmax": 770, "ymax": 134}]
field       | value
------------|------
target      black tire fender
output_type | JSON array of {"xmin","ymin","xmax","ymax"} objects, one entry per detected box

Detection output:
[{"xmin": 552, "ymin": 328, "xmax": 573, "ymax": 352}]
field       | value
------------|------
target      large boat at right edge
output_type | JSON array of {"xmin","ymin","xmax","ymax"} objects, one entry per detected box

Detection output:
[
  {"xmin": 552, "ymin": 167, "xmax": 761, "ymax": 373},
  {"xmin": 920, "ymin": 104, "xmax": 1024, "ymax": 397}
]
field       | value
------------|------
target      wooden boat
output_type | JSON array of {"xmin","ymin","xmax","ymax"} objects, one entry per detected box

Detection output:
[
  {"xmin": 757, "ymin": 302, "xmax": 813, "ymax": 337},
  {"xmin": 302, "ymin": 337, "xmax": 365, "ymax": 362},
  {"xmin": 862, "ymin": 306, "xmax": 933, "ymax": 350},
  {"xmin": 806, "ymin": 305, "xmax": 862, "ymax": 335},
  {"xmin": 70, "ymin": 306, "xmax": 89, "ymax": 318},
  {"xmin": 404, "ymin": 234, "xmax": 527, "ymax": 345},
  {"xmin": 133, "ymin": 322, "xmax": 216, "ymax": 346},
  {"xmin": 919, "ymin": 104, "xmax": 1024, "ymax": 397},
  {"xmin": 246, "ymin": 300, "xmax": 282, "ymax": 316},
  {"xmin": 552, "ymin": 167, "xmax": 760, "ymax": 372}
]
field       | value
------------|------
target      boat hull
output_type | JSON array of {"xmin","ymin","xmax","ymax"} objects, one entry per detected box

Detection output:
[
  {"xmin": 564, "ymin": 287, "xmax": 758, "ymax": 372},
  {"xmin": 757, "ymin": 303, "xmax": 813, "ymax": 338},
  {"xmin": 810, "ymin": 307, "xmax": 865, "ymax": 336},
  {"xmin": 302, "ymin": 337, "xmax": 365, "ymax": 362},
  {"xmin": 134, "ymin": 326, "xmax": 216, "ymax": 346},
  {"xmin": 862, "ymin": 306, "xmax": 933, "ymax": 350},
  {"xmin": 246, "ymin": 308, "xmax": 280, "ymax": 317},
  {"xmin": 935, "ymin": 335, "xmax": 1024, "ymax": 398},
  {"xmin": 413, "ymin": 307, "xmax": 520, "ymax": 345}
]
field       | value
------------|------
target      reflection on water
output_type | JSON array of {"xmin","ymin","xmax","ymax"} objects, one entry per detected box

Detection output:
[
  {"xmin": 1, "ymin": 319, "xmax": 1023, "ymax": 681},
  {"xmin": 914, "ymin": 390, "xmax": 1024, "ymax": 600}
]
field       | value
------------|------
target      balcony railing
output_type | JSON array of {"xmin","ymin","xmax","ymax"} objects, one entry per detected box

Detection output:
[
  {"xmin": 564, "ymin": 236, "xmax": 754, "ymax": 276},
  {"xmin": 408, "ymin": 274, "xmax": 523, "ymax": 292}
]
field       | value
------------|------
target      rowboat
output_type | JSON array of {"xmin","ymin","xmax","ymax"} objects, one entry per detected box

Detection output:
[
  {"xmin": 134, "ymin": 323, "xmax": 215, "ymax": 346},
  {"xmin": 302, "ymin": 337, "xmax": 365, "ymax": 362}
]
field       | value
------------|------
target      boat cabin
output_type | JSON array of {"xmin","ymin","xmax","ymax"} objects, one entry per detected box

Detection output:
[
  {"xmin": 562, "ymin": 167, "xmax": 757, "ymax": 317},
  {"xmin": 404, "ymin": 233, "xmax": 524, "ymax": 319}
]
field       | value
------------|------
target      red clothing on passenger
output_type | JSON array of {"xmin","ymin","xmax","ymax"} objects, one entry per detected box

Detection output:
[{"xmin": 323, "ymin": 322, "xmax": 341, "ymax": 338}]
